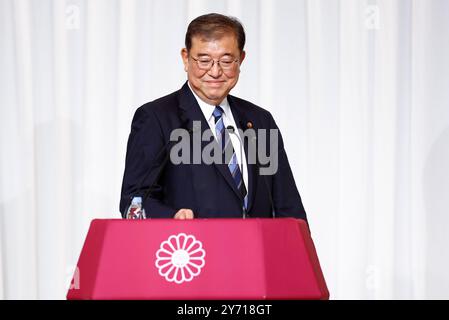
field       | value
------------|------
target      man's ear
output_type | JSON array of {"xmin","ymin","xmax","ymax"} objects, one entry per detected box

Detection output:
[
  {"xmin": 239, "ymin": 50, "xmax": 246, "ymax": 66},
  {"xmin": 181, "ymin": 48, "xmax": 189, "ymax": 72}
]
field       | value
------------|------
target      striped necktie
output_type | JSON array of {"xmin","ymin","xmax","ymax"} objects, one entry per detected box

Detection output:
[{"xmin": 212, "ymin": 106, "xmax": 248, "ymax": 209}]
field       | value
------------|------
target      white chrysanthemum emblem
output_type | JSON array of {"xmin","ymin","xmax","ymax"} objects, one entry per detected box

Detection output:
[{"xmin": 155, "ymin": 233, "xmax": 206, "ymax": 284}]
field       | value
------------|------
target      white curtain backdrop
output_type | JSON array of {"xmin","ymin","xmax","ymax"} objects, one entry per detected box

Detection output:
[{"xmin": 1, "ymin": 0, "xmax": 448, "ymax": 299}]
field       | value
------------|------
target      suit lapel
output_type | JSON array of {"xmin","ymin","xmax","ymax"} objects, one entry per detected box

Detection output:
[
  {"xmin": 178, "ymin": 82, "xmax": 244, "ymax": 203},
  {"xmin": 228, "ymin": 95, "xmax": 258, "ymax": 213}
]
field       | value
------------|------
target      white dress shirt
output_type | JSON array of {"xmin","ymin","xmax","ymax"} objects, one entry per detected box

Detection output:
[{"xmin": 187, "ymin": 82, "xmax": 249, "ymax": 194}]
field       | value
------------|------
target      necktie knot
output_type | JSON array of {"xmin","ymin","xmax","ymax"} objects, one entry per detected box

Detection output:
[{"xmin": 212, "ymin": 106, "xmax": 224, "ymax": 124}]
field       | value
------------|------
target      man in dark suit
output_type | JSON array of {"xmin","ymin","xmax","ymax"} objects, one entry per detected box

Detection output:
[{"xmin": 120, "ymin": 13, "xmax": 307, "ymax": 221}]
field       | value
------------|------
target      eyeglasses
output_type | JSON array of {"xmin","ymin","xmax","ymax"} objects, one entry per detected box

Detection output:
[{"xmin": 190, "ymin": 55, "xmax": 239, "ymax": 71}]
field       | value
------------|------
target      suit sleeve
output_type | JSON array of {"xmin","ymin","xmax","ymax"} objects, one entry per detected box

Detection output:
[
  {"xmin": 120, "ymin": 106, "xmax": 177, "ymax": 218},
  {"xmin": 267, "ymin": 113, "xmax": 308, "ymax": 221}
]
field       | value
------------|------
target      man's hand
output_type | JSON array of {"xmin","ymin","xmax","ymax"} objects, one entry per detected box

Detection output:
[{"xmin": 174, "ymin": 208, "xmax": 194, "ymax": 219}]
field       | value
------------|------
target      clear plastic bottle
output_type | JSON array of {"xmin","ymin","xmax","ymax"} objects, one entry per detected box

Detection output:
[{"xmin": 126, "ymin": 196, "xmax": 146, "ymax": 219}]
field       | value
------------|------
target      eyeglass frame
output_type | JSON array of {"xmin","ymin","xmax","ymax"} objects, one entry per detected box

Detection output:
[{"xmin": 189, "ymin": 55, "xmax": 240, "ymax": 71}]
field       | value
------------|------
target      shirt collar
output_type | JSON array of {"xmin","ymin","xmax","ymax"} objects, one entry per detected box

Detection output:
[{"xmin": 187, "ymin": 81, "xmax": 231, "ymax": 121}]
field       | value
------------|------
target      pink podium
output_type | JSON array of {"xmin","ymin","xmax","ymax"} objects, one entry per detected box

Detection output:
[{"xmin": 67, "ymin": 218, "xmax": 329, "ymax": 300}]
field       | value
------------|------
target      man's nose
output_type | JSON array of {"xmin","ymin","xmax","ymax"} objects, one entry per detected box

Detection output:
[{"xmin": 208, "ymin": 61, "xmax": 222, "ymax": 77}]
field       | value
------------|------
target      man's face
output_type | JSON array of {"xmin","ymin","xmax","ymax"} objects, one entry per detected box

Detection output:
[{"xmin": 181, "ymin": 34, "xmax": 245, "ymax": 106}]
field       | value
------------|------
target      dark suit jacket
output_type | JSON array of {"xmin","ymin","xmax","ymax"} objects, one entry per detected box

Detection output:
[{"xmin": 120, "ymin": 81, "xmax": 307, "ymax": 220}]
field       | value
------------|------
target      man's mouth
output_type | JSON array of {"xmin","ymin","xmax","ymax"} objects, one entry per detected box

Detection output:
[{"xmin": 204, "ymin": 80, "xmax": 225, "ymax": 87}]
